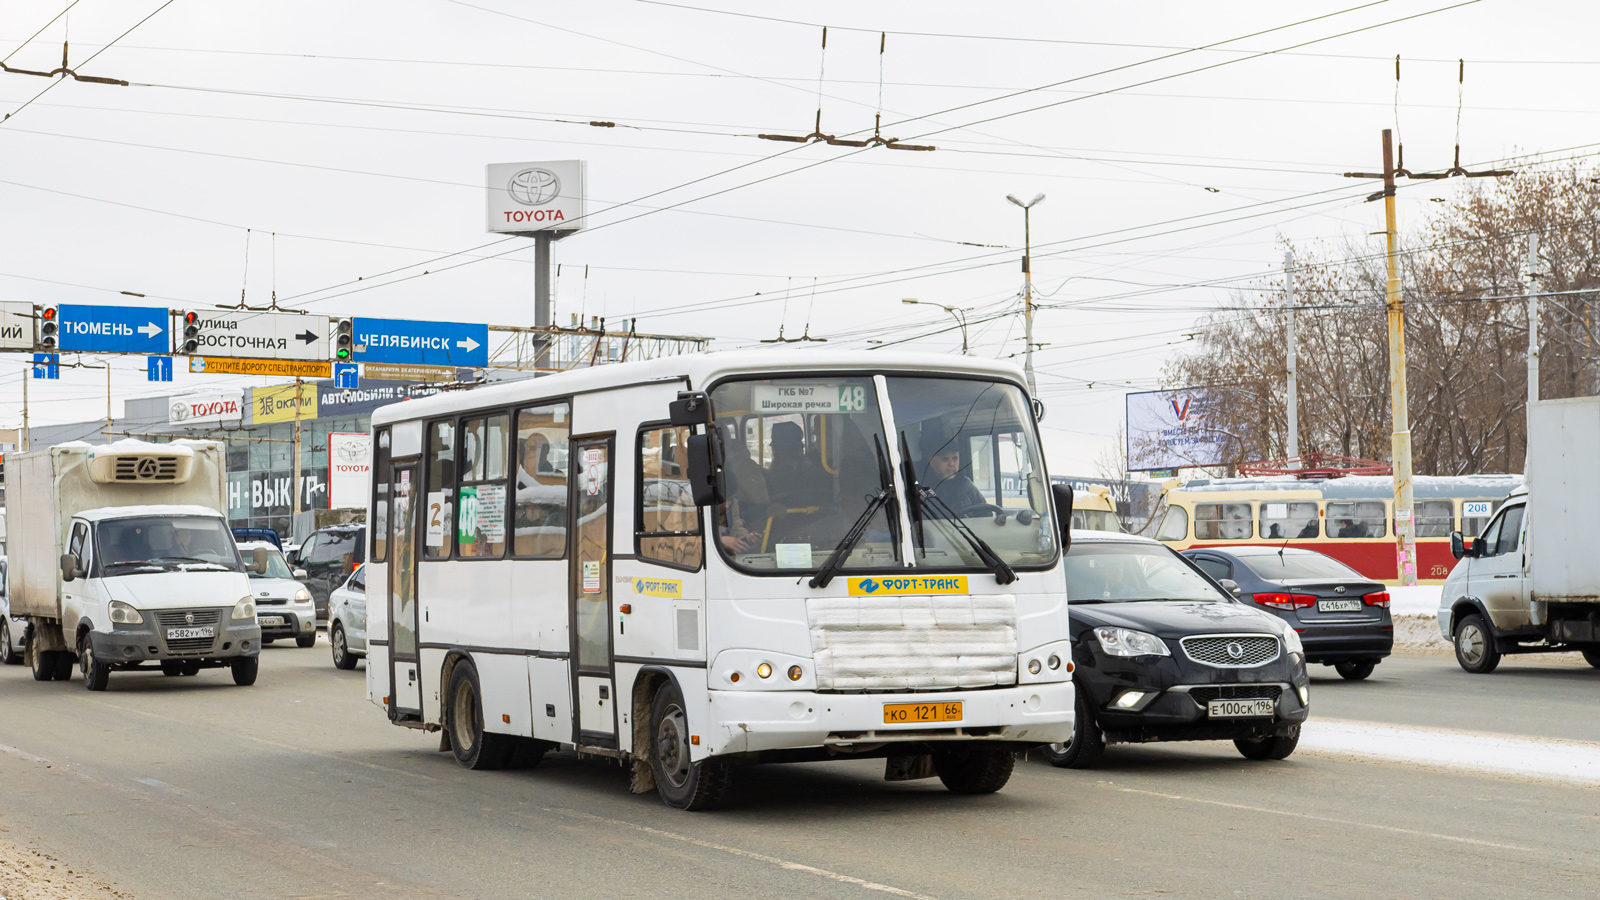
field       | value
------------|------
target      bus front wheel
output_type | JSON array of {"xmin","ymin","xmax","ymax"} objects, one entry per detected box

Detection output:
[
  {"xmin": 649, "ymin": 682, "xmax": 731, "ymax": 811},
  {"xmin": 445, "ymin": 660, "xmax": 510, "ymax": 770},
  {"xmin": 933, "ymin": 746, "xmax": 1015, "ymax": 794}
]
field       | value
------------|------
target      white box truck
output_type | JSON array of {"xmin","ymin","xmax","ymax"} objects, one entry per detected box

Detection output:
[
  {"xmin": 1438, "ymin": 395, "xmax": 1600, "ymax": 672},
  {"xmin": 9, "ymin": 439, "xmax": 265, "ymax": 689}
]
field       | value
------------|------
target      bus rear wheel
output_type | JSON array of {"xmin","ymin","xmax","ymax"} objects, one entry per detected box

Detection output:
[
  {"xmin": 446, "ymin": 661, "xmax": 510, "ymax": 770},
  {"xmin": 649, "ymin": 682, "xmax": 731, "ymax": 810},
  {"xmin": 933, "ymin": 746, "xmax": 1015, "ymax": 794}
]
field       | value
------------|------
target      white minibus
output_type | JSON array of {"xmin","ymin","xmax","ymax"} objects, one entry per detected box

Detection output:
[{"xmin": 365, "ymin": 350, "xmax": 1073, "ymax": 808}]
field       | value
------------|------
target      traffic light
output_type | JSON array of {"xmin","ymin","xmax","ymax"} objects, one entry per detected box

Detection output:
[
  {"xmin": 39, "ymin": 305, "xmax": 58, "ymax": 350},
  {"xmin": 181, "ymin": 311, "xmax": 203, "ymax": 354},
  {"xmin": 334, "ymin": 318, "xmax": 353, "ymax": 359}
]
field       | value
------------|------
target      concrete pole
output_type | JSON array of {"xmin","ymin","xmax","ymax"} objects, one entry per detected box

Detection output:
[
  {"xmin": 105, "ymin": 359, "xmax": 112, "ymax": 437},
  {"xmin": 535, "ymin": 232, "xmax": 552, "ymax": 373},
  {"xmin": 1526, "ymin": 232, "xmax": 1542, "ymax": 491},
  {"xmin": 1023, "ymin": 206, "xmax": 1036, "ymax": 396},
  {"xmin": 1284, "ymin": 250, "xmax": 1299, "ymax": 460},
  {"xmin": 21, "ymin": 360, "xmax": 29, "ymax": 451},
  {"xmin": 1381, "ymin": 129, "xmax": 1418, "ymax": 587},
  {"xmin": 292, "ymin": 376, "xmax": 303, "ymax": 528}
]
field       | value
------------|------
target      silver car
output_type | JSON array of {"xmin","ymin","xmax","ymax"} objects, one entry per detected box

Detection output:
[
  {"xmin": 1, "ymin": 557, "xmax": 23, "ymax": 665},
  {"xmin": 328, "ymin": 565, "xmax": 367, "ymax": 670},
  {"xmin": 238, "ymin": 541, "xmax": 318, "ymax": 648}
]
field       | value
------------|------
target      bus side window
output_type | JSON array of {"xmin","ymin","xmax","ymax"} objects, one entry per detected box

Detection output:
[
  {"xmin": 1411, "ymin": 500, "xmax": 1454, "ymax": 538},
  {"xmin": 457, "ymin": 415, "xmax": 509, "ymax": 559},
  {"xmin": 513, "ymin": 404, "xmax": 570, "ymax": 558},
  {"xmin": 1260, "ymin": 501, "xmax": 1317, "ymax": 540},
  {"xmin": 425, "ymin": 420, "xmax": 456, "ymax": 559},
  {"xmin": 1156, "ymin": 506, "xmax": 1188, "ymax": 541},
  {"xmin": 638, "ymin": 425, "xmax": 703, "ymax": 570},
  {"xmin": 372, "ymin": 428, "xmax": 390, "ymax": 563},
  {"xmin": 1326, "ymin": 501, "xmax": 1387, "ymax": 539}
]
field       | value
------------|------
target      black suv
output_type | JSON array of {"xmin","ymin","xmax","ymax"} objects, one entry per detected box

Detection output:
[{"xmin": 289, "ymin": 524, "xmax": 365, "ymax": 620}]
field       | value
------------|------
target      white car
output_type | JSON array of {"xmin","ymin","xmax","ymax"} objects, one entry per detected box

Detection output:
[
  {"xmin": 0, "ymin": 557, "xmax": 23, "ymax": 665},
  {"xmin": 328, "ymin": 565, "xmax": 367, "ymax": 670},
  {"xmin": 238, "ymin": 541, "xmax": 318, "ymax": 649}
]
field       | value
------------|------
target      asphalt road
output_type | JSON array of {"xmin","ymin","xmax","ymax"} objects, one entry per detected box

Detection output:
[{"xmin": 1, "ymin": 644, "xmax": 1597, "ymax": 900}]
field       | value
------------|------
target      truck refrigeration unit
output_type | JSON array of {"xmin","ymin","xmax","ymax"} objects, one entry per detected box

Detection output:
[{"xmin": 8, "ymin": 440, "xmax": 265, "ymax": 690}]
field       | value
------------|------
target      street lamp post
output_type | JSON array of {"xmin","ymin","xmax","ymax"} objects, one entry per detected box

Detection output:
[
  {"xmin": 902, "ymin": 298, "xmax": 970, "ymax": 354},
  {"xmin": 1006, "ymin": 193, "xmax": 1046, "ymax": 395}
]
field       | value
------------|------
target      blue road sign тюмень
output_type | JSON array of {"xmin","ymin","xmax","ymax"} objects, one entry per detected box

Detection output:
[
  {"xmin": 147, "ymin": 356, "xmax": 173, "ymax": 382},
  {"xmin": 333, "ymin": 362, "xmax": 359, "ymax": 389},
  {"xmin": 57, "ymin": 304, "xmax": 170, "ymax": 354},
  {"xmin": 32, "ymin": 352, "xmax": 59, "ymax": 379},
  {"xmin": 350, "ymin": 317, "xmax": 489, "ymax": 367}
]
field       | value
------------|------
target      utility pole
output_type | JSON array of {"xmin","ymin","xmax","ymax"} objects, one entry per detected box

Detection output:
[
  {"xmin": 105, "ymin": 358, "xmax": 112, "ymax": 437},
  {"xmin": 1524, "ymin": 233, "xmax": 1545, "ymax": 490},
  {"xmin": 21, "ymin": 360, "xmax": 29, "ymax": 451},
  {"xmin": 1006, "ymin": 192, "xmax": 1046, "ymax": 396},
  {"xmin": 292, "ymin": 376, "xmax": 304, "ymax": 530},
  {"xmin": 1376, "ymin": 130, "xmax": 1419, "ymax": 588},
  {"xmin": 1284, "ymin": 250, "xmax": 1299, "ymax": 459}
]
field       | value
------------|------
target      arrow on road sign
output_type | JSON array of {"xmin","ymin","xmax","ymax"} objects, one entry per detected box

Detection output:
[
  {"xmin": 457, "ymin": 337, "xmax": 480, "ymax": 353},
  {"xmin": 296, "ymin": 330, "xmax": 318, "ymax": 344},
  {"xmin": 138, "ymin": 322, "xmax": 163, "ymax": 338}
]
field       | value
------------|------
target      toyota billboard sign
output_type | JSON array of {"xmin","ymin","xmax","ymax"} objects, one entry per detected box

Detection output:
[
  {"xmin": 327, "ymin": 432, "xmax": 372, "ymax": 510},
  {"xmin": 486, "ymin": 160, "xmax": 586, "ymax": 234},
  {"xmin": 168, "ymin": 389, "xmax": 243, "ymax": 428},
  {"xmin": 1125, "ymin": 387, "xmax": 1228, "ymax": 472}
]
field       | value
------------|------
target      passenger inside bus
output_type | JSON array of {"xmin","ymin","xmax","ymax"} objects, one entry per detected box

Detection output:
[
  {"xmin": 764, "ymin": 421, "xmax": 828, "ymax": 510},
  {"xmin": 1336, "ymin": 518, "xmax": 1366, "ymax": 538}
]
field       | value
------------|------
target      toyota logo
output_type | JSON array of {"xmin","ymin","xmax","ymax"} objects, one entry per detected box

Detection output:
[
  {"xmin": 508, "ymin": 168, "xmax": 560, "ymax": 205},
  {"xmin": 136, "ymin": 458, "xmax": 160, "ymax": 478},
  {"xmin": 170, "ymin": 401, "xmax": 190, "ymax": 422},
  {"xmin": 336, "ymin": 441, "xmax": 369, "ymax": 464},
  {"xmin": 1226, "ymin": 641, "xmax": 1245, "ymax": 659},
  {"xmin": 184, "ymin": 612, "xmax": 195, "ymax": 625}
]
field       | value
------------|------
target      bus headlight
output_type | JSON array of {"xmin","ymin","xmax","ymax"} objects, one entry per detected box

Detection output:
[
  {"xmin": 232, "ymin": 596, "xmax": 256, "ymax": 620},
  {"xmin": 756, "ymin": 663, "xmax": 772, "ymax": 679},
  {"xmin": 108, "ymin": 600, "xmax": 143, "ymax": 625}
]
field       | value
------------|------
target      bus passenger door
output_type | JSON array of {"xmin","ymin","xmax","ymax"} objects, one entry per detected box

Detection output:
[
  {"xmin": 570, "ymin": 436, "xmax": 618, "ymax": 746},
  {"xmin": 388, "ymin": 462, "xmax": 423, "ymax": 720}
]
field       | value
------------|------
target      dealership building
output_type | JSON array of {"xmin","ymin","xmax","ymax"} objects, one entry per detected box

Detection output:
[{"xmin": 19, "ymin": 378, "xmax": 457, "ymax": 541}]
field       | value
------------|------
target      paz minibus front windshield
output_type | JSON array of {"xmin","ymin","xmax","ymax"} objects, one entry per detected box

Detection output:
[
  {"xmin": 709, "ymin": 375, "xmax": 1057, "ymax": 574},
  {"xmin": 97, "ymin": 516, "xmax": 243, "ymax": 571}
]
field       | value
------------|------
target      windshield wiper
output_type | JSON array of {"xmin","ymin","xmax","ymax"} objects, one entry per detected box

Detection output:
[
  {"xmin": 898, "ymin": 433, "xmax": 1016, "ymax": 585},
  {"xmin": 809, "ymin": 437, "xmax": 899, "ymax": 589},
  {"xmin": 916, "ymin": 486, "xmax": 1018, "ymax": 585},
  {"xmin": 150, "ymin": 556, "xmax": 236, "ymax": 570},
  {"xmin": 103, "ymin": 561, "xmax": 167, "ymax": 572}
]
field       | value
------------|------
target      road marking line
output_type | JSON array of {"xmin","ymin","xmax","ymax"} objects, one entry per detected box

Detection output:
[
  {"xmin": 542, "ymin": 807, "xmax": 945, "ymax": 900},
  {"xmin": 1105, "ymin": 785, "xmax": 1542, "ymax": 853},
  {"xmin": 1302, "ymin": 719, "xmax": 1600, "ymax": 786}
]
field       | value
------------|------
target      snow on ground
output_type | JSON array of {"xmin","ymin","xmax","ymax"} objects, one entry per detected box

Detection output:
[
  {"xmin": 1389, "ymin": 585, "xmax": 1443, "ymax": 616},
  {"xmin": 1302, "ymin": 719, "xmax": 1600, "ymax": 786}
]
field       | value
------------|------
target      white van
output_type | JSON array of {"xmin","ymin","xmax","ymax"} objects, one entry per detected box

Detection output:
[{"xmin": 9, "ymin": 441, "xmax": 264, "ymax": 689}]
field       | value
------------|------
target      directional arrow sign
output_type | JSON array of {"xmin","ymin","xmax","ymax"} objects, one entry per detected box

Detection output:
[
  {"xmin": 0, "ymin": 301, "xmax": 33, "ymax": 350},
  {"xmin": 58, "ymin": 304, "xmax": 171, "ymax": 354},
  {"xmin": 180, "ymin": 310, "xmax": 332, "ymax": 361},
  {"xmin": 351, "ymin": 317, "xmax": 489, "ymax": 367}
]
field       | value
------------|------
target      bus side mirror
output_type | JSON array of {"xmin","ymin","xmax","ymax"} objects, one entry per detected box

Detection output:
[
  {"xmin": 686, "ymin": 431, "xmax": 726, "ymax": 507},
  {"xmin": 669, "ymin": 391, "xmax": 715, "ymax": 427},
  {"xmin": 1050, "ymin": 482, "xmax": 1074, "ymax": 555},
  {"xmin": 59, "ymin": 554, "xmax": 78, "ymax": 582},
  {"xmin": 1450, "ymin": 531, "xmax": 1466, "ymax": 560},
  {"xmin": 250, "ymin": 548, "xmax": 270, "ymax": 576}
]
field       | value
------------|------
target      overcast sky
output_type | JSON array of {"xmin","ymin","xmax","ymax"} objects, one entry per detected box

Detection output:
[{"xmin": 1, "ymin": 0, "xmax": 1593, "ymax": 471}]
